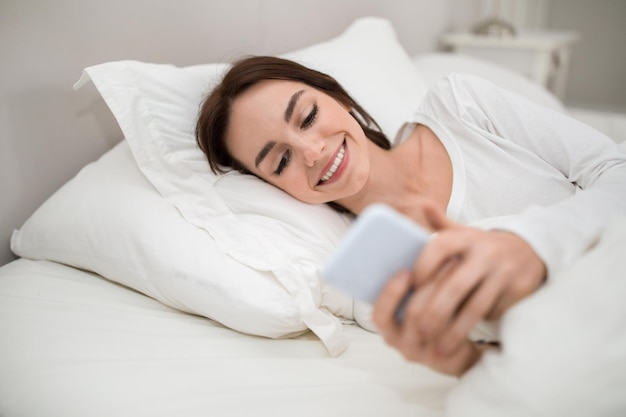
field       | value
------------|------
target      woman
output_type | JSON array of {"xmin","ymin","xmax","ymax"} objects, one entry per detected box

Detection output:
[{"xmin": 196, "ymin": 56, "xmax": 626, "ymax": 376}]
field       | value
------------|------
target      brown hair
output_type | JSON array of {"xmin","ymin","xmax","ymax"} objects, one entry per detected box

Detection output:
[{"xmin": 195, "ymin": 55, "xmax": 390, "ymax": 175}]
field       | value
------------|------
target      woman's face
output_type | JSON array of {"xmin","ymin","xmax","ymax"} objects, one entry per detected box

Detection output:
[{"xmin": 226, "ymin": 79, "xmax": 372, "ymax": 204}]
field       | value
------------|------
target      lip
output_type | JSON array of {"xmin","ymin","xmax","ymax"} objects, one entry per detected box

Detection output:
[{"xmin": 317, "ymin": 138, "xmax": 348, "ymax": 186}]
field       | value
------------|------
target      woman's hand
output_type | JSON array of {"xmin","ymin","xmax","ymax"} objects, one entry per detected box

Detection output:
[
  {"xmin": 373, "ymin": 203, "xmax": 546, "ymax": 374},
  {"xmin": 372, "ymin": 270, "xmax": 482, "ymax": 376}
]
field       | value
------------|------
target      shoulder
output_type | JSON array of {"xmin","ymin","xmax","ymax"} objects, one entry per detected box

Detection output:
[
  {"xmin": 428, "ymin": 73, "xmax": 500, "ymax": 102},
  {"xmin": 418, "ymin": 73, "xmax": 498, "ymax": 119}
]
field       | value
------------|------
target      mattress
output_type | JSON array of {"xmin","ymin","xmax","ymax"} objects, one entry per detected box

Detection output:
[{"xmin": 0, "ymin": 258, "xmax": 456, "ymax": 417}]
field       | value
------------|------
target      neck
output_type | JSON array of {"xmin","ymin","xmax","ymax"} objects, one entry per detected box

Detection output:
[
  {"xmin": 336, "ymin": 139, "xmax": 423, "ymax": 215},
  {"xmin": 336, "ymin": 125, "xmax": 452, "ymax": 221}
]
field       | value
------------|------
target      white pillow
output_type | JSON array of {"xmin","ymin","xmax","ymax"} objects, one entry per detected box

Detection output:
[
  {"xmin": 446, "ymin": 216, "xmax": 626, "ymax": 416},
  {"xmin": 14, "ymin": 17, "xmax": 428, "ymax": 356},
  {"xmin": 412, "ymin": 52, "xmax": 565, "ymax": 112},
  {"xmin": 12, "ymin": 142, "xmax": 310, "ymax": 338}
]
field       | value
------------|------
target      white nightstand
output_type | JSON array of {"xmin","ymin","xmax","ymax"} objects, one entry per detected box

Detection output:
[{"xmin": 441, "ymin": 30, "xmax": 579, "ymax": 99}]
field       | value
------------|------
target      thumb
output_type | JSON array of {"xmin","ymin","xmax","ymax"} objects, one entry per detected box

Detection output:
[{"xmin": 421, "ymin": 201, "xmax": 457, "ymax": 232}]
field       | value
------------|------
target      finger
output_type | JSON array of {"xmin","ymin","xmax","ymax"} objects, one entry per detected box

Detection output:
[
  {"xmin": 421, "ymin": 200, "xmax": 457, "ymax": 232},
  {"xmin": 426, "ymin": 339, "xmax": 481, "ymax": 377},
  {"xmin": 484, "ymin": 243, "xmax": 546, "ymax": 320},
  {"xmin": 413, "ymin": 229, "xmax": 472, "ymax": 286},
  {"xmin": 372, "ymin": 269, "xmax": 413, "ymax": 338},
  {"xmin": 416, "ymin": 255, "xmax": 487, "ymax": 341},
  {"xmin": 402, "ymin": 257, "xmax": 459, "ymax": 338},
  {"xmin": 484, "ymin": 275, "xmax": 517, "ymax": 321},
  {"xmin": 396, "ymin": 282, "xmax": 439, "ymax": 361},
  {"xmin": 486, "ymin": 297, "xmax": 509, "ymax": 321},
  {"xmin": 486, "ymin": 279, "xmax": 532, "ymax": 320},
  {"xmin": 435, "ymin": 274, "xmax": 504, "ymax": 355},
  {"xmin": 402, "ymin": 280, "xmax": 439, "ymax": 335}
]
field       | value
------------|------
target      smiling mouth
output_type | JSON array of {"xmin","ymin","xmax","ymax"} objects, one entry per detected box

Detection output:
[{"xmin": 317, "ymin": 140, "xmax": 346, "ymax": 185}]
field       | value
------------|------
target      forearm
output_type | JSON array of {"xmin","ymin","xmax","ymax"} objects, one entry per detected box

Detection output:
[{"xmin": 489, "ymin": 167, "xmax": 626, "ymax": 279}]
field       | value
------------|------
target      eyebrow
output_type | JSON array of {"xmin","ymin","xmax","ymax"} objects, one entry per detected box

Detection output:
[
  {"xmin": 284, "ymin": 89, "xmax": 304, "ymax": 123},
  {"xmin": 254, "ymin": 89, "xmax": 304, "ymax": 169},
  {"xmin": 255, "ymin": 140, "xmax": 276, "ymax": 168}
]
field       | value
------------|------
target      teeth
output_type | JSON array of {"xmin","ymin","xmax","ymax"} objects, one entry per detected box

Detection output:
[{"xmin": 320, "ymin": 143, "xmax": 345, "ymax": 183}]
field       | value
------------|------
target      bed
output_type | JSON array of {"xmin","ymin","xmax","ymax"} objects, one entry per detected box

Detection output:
[{"xmin": 2, "ymin": 17, "xmax": 626, "ymax": 417}]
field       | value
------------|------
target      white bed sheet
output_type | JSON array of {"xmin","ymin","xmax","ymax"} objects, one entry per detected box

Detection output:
[{"xmin": 0, "ymin": 259, "xmax": 456, "ymax": 417}]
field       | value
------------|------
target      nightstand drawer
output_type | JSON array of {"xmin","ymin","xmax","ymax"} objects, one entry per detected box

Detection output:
[{"xmin": 441, "ymin": 30, "xmax": 579, "ymax": 99}]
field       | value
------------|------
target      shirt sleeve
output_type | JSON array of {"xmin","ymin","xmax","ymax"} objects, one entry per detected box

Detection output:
[{"xmin": 439, "ymin": 73, "xmax": 626, "ymax": 279}]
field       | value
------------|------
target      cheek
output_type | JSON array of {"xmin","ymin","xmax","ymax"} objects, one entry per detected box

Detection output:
[
  {"xmin": 282, "ymin": 177, "xmax": 312, "ymax": 201},
  {"xmin": 275, "ymin": 175, "xmax": 326, "ymax": 204},
  {"xmin": 345, "ymin": 140, "xmax": 371, "ymax": 188}
]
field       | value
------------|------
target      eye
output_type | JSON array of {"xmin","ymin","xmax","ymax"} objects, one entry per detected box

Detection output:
[
  {"xmin": 274, "ymin": 149, "xmax": 292, "ymax": 176},
  {"xmin": 301, "ymin": 104, "xmax": 318, "ymax": 129}
]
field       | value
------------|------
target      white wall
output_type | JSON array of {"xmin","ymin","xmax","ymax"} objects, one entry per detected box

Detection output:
[
  {"xmin": 0, "ymin": 0, "xmax": 455, "ymax": 266},
  {"xmin": 546, "ymin": 0, "xmax": 626, "ymax": 110},
  {"xmin": 448, "ymin": 0, "xmax": 626, "ymax": 110}
]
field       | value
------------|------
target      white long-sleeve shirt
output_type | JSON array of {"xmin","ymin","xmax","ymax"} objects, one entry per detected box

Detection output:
[{"xmin": 399, "ymin": 73, "xmax": 626, "ymax": 279}]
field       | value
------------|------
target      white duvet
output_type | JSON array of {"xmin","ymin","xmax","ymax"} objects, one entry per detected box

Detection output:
[{"xmin": 447, "ymin": 216, "xmax": 626, "ymax": 416}]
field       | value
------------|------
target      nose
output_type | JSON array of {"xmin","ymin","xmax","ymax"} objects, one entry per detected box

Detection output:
[{"xmin": 296, "ymin": 136, "xmax": 325, "ymax": 167}]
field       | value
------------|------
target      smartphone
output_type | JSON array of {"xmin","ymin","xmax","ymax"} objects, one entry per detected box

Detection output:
[{"xmin": 323, "ymin": 204, "xmax": 430, "ymax": 321}]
